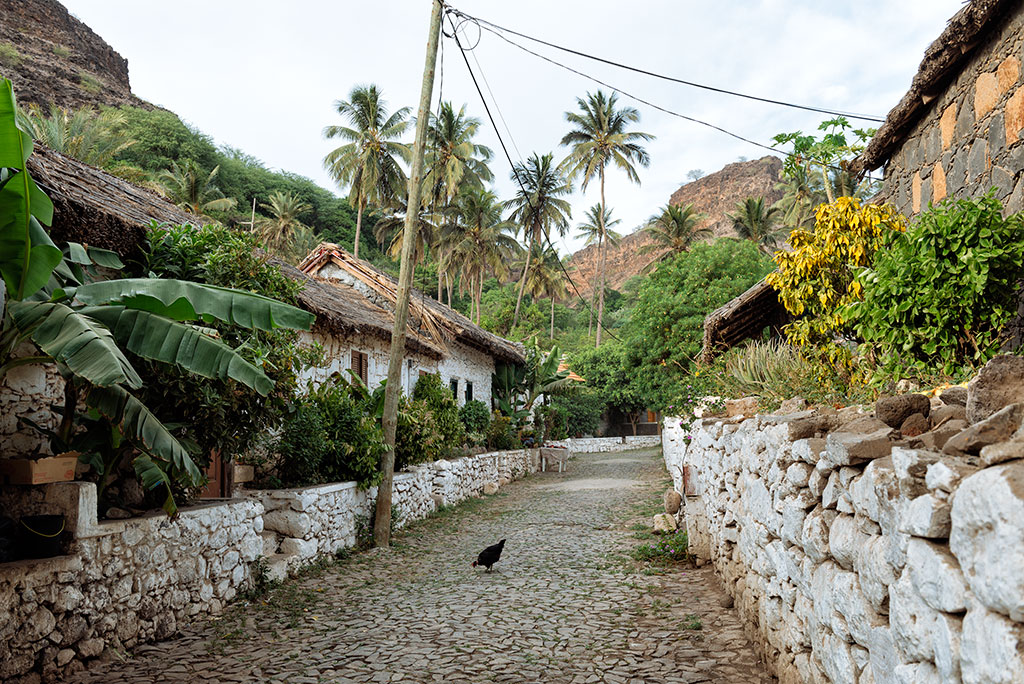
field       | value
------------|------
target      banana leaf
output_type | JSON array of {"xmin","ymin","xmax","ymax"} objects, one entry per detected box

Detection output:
[
  {"xmin": 72, "ymin": 278, "xmax": 314, "ymax": 331},
  {"xmin": 133, "ymin": 454, "xmax": 178, "ymax": 517},
  {"xmin": 9, "ymin": 300, "xmax": 142, "ymax": 388},
  {"xmin": 81, "ymin": 305, "xmax": 274, "ymax": 395}
]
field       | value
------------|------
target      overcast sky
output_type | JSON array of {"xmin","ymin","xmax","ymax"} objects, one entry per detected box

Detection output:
[{"xmin": 61, "ymin": 0, "xmax": 964, "ymax": 255}]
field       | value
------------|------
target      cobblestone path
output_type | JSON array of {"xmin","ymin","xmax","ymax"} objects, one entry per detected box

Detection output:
[{"xmin": 70, "ymin": 448, "xmax": 772, "ymax": 684}]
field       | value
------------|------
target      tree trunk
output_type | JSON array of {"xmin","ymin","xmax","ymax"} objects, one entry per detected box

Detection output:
[
  {"xmin": 550, "ymin": 297, "xmax": 555, "ymax": 339},
  {"xmin": 512, "ymin": 230, "xmax": 535, "ymax": 329},
  {"xmin": 353, "ymin": 195, "xmax": 364, "ymax": 259},
  {"xmin": 476, "ymin": 273, "xmax": 483, "ymax": 325},
  {"xmin": 437, "ymin": 268, "xmax": 443, "ymax": 301},
  {"xmin": 821, "ymin": 166, "xmax": 834, "ymax": 204},
  {"xmin": 595, "ymin": 172, "xmax": 607, "ymax": 348},
  {"xmin": 446, "ymin": 274, "xmax": 453, "ymax": 307}
]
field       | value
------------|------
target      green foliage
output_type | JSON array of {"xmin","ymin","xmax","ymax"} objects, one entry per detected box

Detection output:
[
  {"xmin": 725, "ymin": 339, "xmax": 816, "ymax": 399},
  {"xmin": 625, "ymin": 239, "xmax": 773, "ymax": 408},
  {"xmin": 412, "ymin": 373, "xmax": 467, "ymax": 456},
  {"xmin": 0, "ymin": 43, "xmax": 21, "ymax": 68},
  {"xmin": 552, "ymin": 391, "xmax": 604, "ymax": 437},
  {"xmin": 275, "ymin": 379, "xmax": 387, "ymax": 488},
  {"xmin": 17, "ymin": 104, "xmax": 135, "ymax": 167},
  {"xmin": 394, "ymin": 397, "xmax": 445, "ymax": 470},
  {"xmin": 459, "ymin": 399, "xmax": 490, "ymax": 434},
  {"xmin": 108, "ymin": 106, "xmax": 220, "ymax": 172},
  {"xmin": 486, "ymin": 411, "xmax": 518, "ymax": 450},
  {"xmin": 51, "ymin": 45, "xmax": 70, "ymax": 58},
  {"xmin": 632, "ymin": 530, "xmax": 689, "ymax": 564},
  {"xmin": 851, "ymin": 193, "xmax": 1024, "ymax": 380},
  {"xmin": 570, "ymin": 341, "xmax": 647, "ymax": 431},
  {"xmin": 78, "ymin": 71, "xmax": 103, "ymax": 94},
  {"xmin": 533, "ymin": 404, "xmax": 568, "ymax": 441}
]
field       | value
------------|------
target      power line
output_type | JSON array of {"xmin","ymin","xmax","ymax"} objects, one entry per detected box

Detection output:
[
  {"xmin": 452, "ymin": 12, "xmax": 884, "ymax": 184},
  {"xmin": 446, "ymin": 6, "xmax": 886, "ymax": 124},
  {"xmin": 447, "ymin": 12, "xmax": 630, "ymax": 346}
]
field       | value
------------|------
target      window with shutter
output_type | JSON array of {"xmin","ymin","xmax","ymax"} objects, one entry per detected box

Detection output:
[
  {"xmin": 351, "ymin": 351, "xmax": 368, "ymax": 384},
  {"xmin": 449, "ymin": 378, "xmax": 458, "ymax": 399}
]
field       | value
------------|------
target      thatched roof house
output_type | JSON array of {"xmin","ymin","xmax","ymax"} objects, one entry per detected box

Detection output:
[
  {"xmin": 701, "ymin": 279, "xmax": 789, "ymax": 362},
  {"xmin": 850, "ymin": 0, "xmax": 1024, "ymax": 214}
]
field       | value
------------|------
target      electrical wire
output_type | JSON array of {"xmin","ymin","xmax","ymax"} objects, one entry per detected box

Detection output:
[
  {"xmin": 446, "ymin": 5, "xmax": 885, "ymax": 123},
  {"xmin": 447, "ymin": 12, "xmax": 631, "ymax": 346}
]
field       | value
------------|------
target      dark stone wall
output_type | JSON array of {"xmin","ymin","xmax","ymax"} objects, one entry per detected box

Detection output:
[{"xmin": 880, "ymin": 6, "xmax": 1024, "ymax": 216}]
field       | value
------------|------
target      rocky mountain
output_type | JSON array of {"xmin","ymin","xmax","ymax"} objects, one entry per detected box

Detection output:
[
  {"xmin": 0, "ymin": 0, "xmax": 147, "ymax": 110},
  {"xmin": 568, "ymin": 156, "xmax": 784, "ymax": 297}
]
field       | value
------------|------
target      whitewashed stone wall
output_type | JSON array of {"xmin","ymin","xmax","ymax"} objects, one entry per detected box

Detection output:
[
  {"xmin": 250, "ymin": 449, "xmax": 537, "ymax": 572},
  {"xmin": 547, "ymin": 435, "xmax": 662, "ymax": 453},
  {"xmin": 0, "ymin": 345, "xmax": 65, "ymax": 457},
  {"xmin": 663, "ymin": 411, "xmax": 1024, "ymax": 684},
  {"xmin": 0, "ymin": 482, "xmax": 262, "ymax": 682}
]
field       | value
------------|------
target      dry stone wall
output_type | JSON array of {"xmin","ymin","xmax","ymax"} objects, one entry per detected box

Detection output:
[
  {"xmin": 880, "ymin": 6, "xmax": 1024, "ymax": 215},
  {"xmin": 663, "ymin": 369, "xmax": 1024, "ymax": 683},
  {"xmin": 546, "ymin": 436, "xmax": 661, "ymax": 453},
  {"xmin": 0, "ymin": 345, "xmax": 65, "ymax": 457}
]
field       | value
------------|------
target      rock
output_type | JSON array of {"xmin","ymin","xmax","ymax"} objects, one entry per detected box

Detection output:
[
  {"xmin": 785, "ymin": 462, "xmax": 813, "ymax": 488},
  {"xmin": 482, "ymin": 482, "xmax": 499, "ymax": 495},
  {"xmin": 899, "ymin": 413, "xmax": 930, "ymax": 437},
  {"xmin": 906, "ymin": 538, "xmax": 968, "ymax": 613},
  {"xmin": 76, "ymin": 638, "xmax": 104, "ymax": 658},
  {"xmin": 931, "ymin": 612, "xmax": 963, "ymax": 683},
  {"xmin": 892, "ymin": 662, "xmax": 940, "ymax": 684},
  {"xmin": 719, "ymin": 595, "xmax": 734, "ymax": 609},
  {"xmin": 978, "ymin": 438, "xmax": 1024, "ymax": 467},
  {"xmin": 889, "ymin": 573, "xmax": 938, "ymax": 662},
  {"xmin": 950, "ymin": 462, "xmax": 1024, "ymax": 621},
  {"xmin": 56, "ymin": 649, "xmax": 75, "ymax": 667},
  {"xmin": 876, "ymin": 394, "xmax": 931, "ymax": 428},
  {"xmin": 792, "ymin": 437, "xmax": 827, "ymax": 464},
  {"xmin": 105, "ymin": 507, "xmax": 131, "ymax": 520},
  {"xmin": 925, "ymin": 459, "xmax": 978, "ymax": 493},
  {"xmin": 278, "ymin": 537, "xmax": 317, "ymax": 558},
  {"xmin": 908, "ymin": 419, "xmax": 967, "ymax": 451},
  {"xmin": 940, "ymin": 385, "xmax": 968, "ymax": 407},
  {"xmin": 838, "ymin": 414, "xmax": 891, "ymax": 434},
  {"xmin": 664, "ymin": 489, "xmax": 682, "ymax": 514},
  {"xmin": 967, "ymin": 355, "xmax": 1024, "ymax": 424},
  {"xmin": 778, "ymin": 396, "xmax": 807, "ymax": 414},
  {"xmin": 725, "ymin": 396, "xmax": 758, "ymax": 419},
  {"xmin": 652, "ymin": 513, "xmax": 677, "ymax": 534},
  {"xmin": 943, "ymin": 402, "xmax": 1024, "ymax": 455},
  {"xmin": 822, "ymin": 428, "xmax": 895, "ymax": 467},
  {"xmin": 262, "ymin": 509, "xmax": 312, "ymax": 539},
  {"xmin": 929, "ymin": 403, "xmax": 967, "ymax": 427},
  {"xmin": 801, "ymin": 506, "xmax": 837, "ymax": 563},
  {"xmin": 961, "ymin": 600, "xmax": 1024, "ymax": 683},
  {"xmin": 899, "ymin": 494, "xmax": 951, "ymax": 538},
  {"xmin": 788, "ymin": 412, "xmax": 838, "ymax": 441}
]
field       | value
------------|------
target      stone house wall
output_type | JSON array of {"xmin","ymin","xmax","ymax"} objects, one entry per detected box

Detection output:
[
  {"xmin": 662, "ymin": 407, "xmax": 1024, "ymax": 683},
  {"xmin": 880, "ymin": 7, "xmax": 1024, "ymax": 215},
  {"xmin": 1, "ymin": 345, "xmax": 66, "ymax": 458}
]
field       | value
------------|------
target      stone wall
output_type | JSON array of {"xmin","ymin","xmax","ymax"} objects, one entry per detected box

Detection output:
[
  {"xmin": 662, "ymin": 386, "xmax": 1024, "ymax": 683},
  {"xmin": 0, "ymin": 483, "xmax": 262, "ymax": 682},
  {"xmin": 0, "ymin": 346, "xmax": 65, "ymax": 457},
  {"xmin": 548, "ymin": 435, "xmax": 662, "ymax": 453},
  {"xmin": 881, "ymin": 7, "xmax": 1024, "ymax": 215},
  {"xmin": 249, "ymin": 449, "xmax": 538, "ymax": 576}
]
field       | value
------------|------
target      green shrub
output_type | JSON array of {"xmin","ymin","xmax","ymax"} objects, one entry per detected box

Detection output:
[
  {"xmin": 276, "ymin": 401, "xmax": 330, "ymax": 487},
  {"xmin": 533, "ymin": 404, "xmax": 567, "ymax": 441},
  {"xmin": 553, "ymin": 391, "xmax": 604, "ymax": 437},
  {"xmin": 726, "ymin": 339, "xmax": 815, "ymax": 399},
  {"xmin": 413, "ymin": 373, "xmax": 466, "ymax": 456},
  {"xmin": 851, "ymin": 193, "xmax": 1024, "ymax": 380},
  {"xmin": 459, "ymin": 399, "xmax": 490, "ymax": 434},
  {"xmin": 0, "ymin": 43, "xmax": 21, "ymax": 68},
  {"xmin": 52, "ymin": 45, "xmax": 70, "ymax": 58},
  {"xmin": 395, "ymin": 397, "xmax": 444, "ymax": 470},
  {"xmin": 486, "ymin": 412, "xmax": 518, "ymax": 451},
  {"xmin": 78, "ymin": 71, "xmax": 102, "ymax": 94},
  {"xmin": 632, "ymin": 530, "xmax": 690, "ymax": 564}
]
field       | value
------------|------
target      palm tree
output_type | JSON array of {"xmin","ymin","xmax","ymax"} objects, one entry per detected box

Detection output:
[
  {"xmin": 641, "ymin": 203, "xmax": 711, "ymax": 259},
  {"xmin": 728, "ymin": 197, "xmax": 784, "ymax": 255},
  {"xmin": 504, "ymin": 152, "xmax": 573, "ymax": 329},
  {"xmin": 323, "ymin": 84, "xmax": 411, "ymax": 259},
  {"xmin": 422, "ymin": 102, "xmax": 494, "ymax": 300},
  {"xmin": 444, "ymin": 187, "xmax": 519, "ymax": 323},
  {"xmin": 520, "ymin": 244, "xmax": 568, "ymax": 339},
  {"xmin": 157, "ymin": 160, "xmax": 238, "ymax": 215},
  {"xmin": 577, "ymin": 204, "xmax": 621, "ymax": 336},
  {"xmin": 560, "ymin": 90, "xmax": 653, "ymax": 347},
  {"xmin": 373, "ymin": 199, "xmax": 439, "ymax": 266},
  {"xmin": 16, "ymin": 104, "xmax": 135, "ymax": 167},
  {"xmin": 773, "ymin": 164, "xmax": 821, "ymax": 232},
  {"xmin": 257, "ymin": 190, "xmax": 311, "ymax": 254}
]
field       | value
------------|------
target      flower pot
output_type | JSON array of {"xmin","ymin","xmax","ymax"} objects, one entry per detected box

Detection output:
[{"xmin": 18, "ymin": 514, "xmax": 66, "ymax": 559}]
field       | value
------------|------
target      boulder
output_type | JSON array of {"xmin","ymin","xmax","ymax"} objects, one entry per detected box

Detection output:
[
  {"xmin": 899, "ymin": 494, "xmax": 951, "ymax": 538},
  {"xmin": 939, "ymin": 385, "xmax": 968, "ymax": 407},
  {"xmin": 652, "ymin": 513, "xmax": 677, "ymax": 534},
  {"xmin": 950, "ymin": 462, "xmax": 1024, "ymax": 621},
  {"xmin": 725, "ymin": 396, "xmax": 758, "ymax": 419},
  {"xmin": 966, "ymin": 354, "xmax": 1024, "ymax": 424},
  {"xmin": 978, "ymin": 438, "xmax": 1024, "ymax": 467},
  {"xmin": 482, "ymin": 482, "xmax": 499, "ymax": 495},
  {"xmin": 929, "ymin": 403, "xmax": 966, "ymax": 427},
  {"xmin": 899, "ymin": 413, "xmax": 929, "ymax": 437},
  {"xmin": 838, "ymin": 414, "xmax": 891, "ymax": 434},
  {"xmin": 822, "ymin": 428, "xmax": 895, "ymax": 468},
  {"xmin": 907, "ymin": 419, "xmax": 967, "ymax": 451},
  {"xmin": 663, "ymin": 489, "xmax": 682, "ymax": 514},
  {"xmin": 961, "ymin": 600, "xmax": 1024, "ymax": 683},
  {"xmin": 788, "ymin": 412, "xmax": 838, "ymax": 440},
  {"xmin": 876, "ymin": 394, "xmax": 931, "ymax": 428},
  {"xmin": 942, "ymin": 402, "xmax": 1024, "ymax": 455},
  {"xmin": 778, "ymin": 396, "xmax": 807, "ymax": 414},
  {"xmin": 906, "ymin": 538, "xmax": 968, "ymax": 613}
]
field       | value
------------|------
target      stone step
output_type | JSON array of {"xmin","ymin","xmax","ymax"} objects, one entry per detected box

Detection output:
[
  {"xmin": 264, "ymin": 553, "xmax": 291, "ymax": 583},
  {"xmin": 260, "ymin": 530, "xmax": 281, "ymax": 556}
]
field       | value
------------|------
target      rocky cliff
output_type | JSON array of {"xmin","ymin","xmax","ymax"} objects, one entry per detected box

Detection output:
[
  {"xmin": 0, "ymin": 0, "xmax": 146, "ymax": 110},
  {"xmin": 568, "ymin": 156, "xmax": 784, "ymax": 297}
]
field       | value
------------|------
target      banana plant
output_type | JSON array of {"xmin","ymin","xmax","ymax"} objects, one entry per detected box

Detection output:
[{"xmin": 0, "ymin": 79, "xmax": 315, "ymax": 515}]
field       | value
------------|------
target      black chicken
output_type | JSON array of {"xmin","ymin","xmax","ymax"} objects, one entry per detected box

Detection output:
[{"xmin": 472, "ymin": 539, "xmax": 505, "ymax": 572}]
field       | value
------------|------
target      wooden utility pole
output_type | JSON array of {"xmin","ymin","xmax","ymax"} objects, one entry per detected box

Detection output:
[{"xmin": 374, "ymin": 0, "xmax": 444, "ymax": 547}]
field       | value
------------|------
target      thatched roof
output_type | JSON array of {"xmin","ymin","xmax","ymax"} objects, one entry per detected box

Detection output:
[
  {"xmin": 850, "ymin": 0, "xmax": 1018, "ymax": 176},
  {"xmin": 701, "ymin": 279, "xmax": 790, "ymax": 362},
  {"xmin": 272, "ymin": 261, "xmax": 445, "ymax": 359},
  {"xmin": 27, "ymin": 143, "xmax": 204, "ymax": 255},
  {"xmin": 298, "ymin": 243, "xmax": 525, "ymax": 364}
]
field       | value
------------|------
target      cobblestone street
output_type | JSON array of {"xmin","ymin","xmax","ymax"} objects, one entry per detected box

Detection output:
[{"xmin": 70, "ymin": 448, "xmax": 772, "ymax": 684}]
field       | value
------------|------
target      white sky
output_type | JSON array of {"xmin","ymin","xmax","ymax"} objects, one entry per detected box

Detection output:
[{"xmin": 61, "ymin": 0, "xmax": 964, "ymax": 255}]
